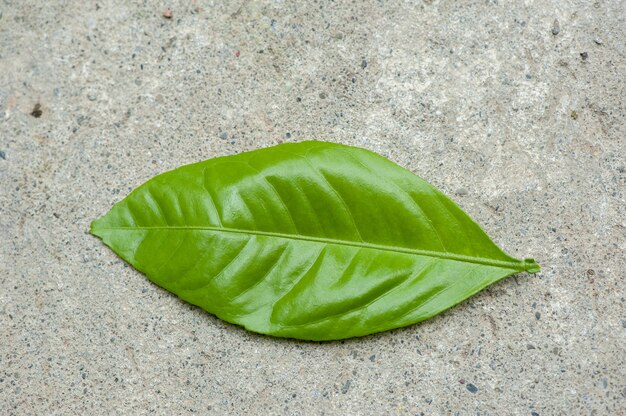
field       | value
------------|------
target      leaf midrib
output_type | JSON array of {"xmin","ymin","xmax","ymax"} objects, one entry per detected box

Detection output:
[{"xmin": 94, "ymin": 224, "xmax": 531, "ymax": 272}]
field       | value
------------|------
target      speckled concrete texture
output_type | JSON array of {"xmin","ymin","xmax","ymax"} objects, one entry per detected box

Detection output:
[{"xmin": 1, "ymin": 1, "xmax": 624, "ymax": 414}]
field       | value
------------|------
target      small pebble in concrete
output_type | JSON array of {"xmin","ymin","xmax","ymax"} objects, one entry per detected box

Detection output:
[
  {"xmin": 0, "ymin": 150, "xmax": 5, "ymax": 160},
  {"xmin": 31, "ymin": 103, "xmax": 42, "ymax": 118},
  {"xmin": 219, "ymin": 132, "xmax": 228, "ymax": 140},
  {"xmin": 341, "ymin": 380, "xmax": 351, "ymax": 394},
  {"xmin": 531, "ymin": 412, "xmax": 540, "ymax": 416},
  {"xmin": 361, "ymin": 59, "xmax": 368, "ymax": 69},
  {"xmin": 580, "ymin": 52, "xmax": 588, "ymax": 60},
  {"xmin": 535, "ymin": 312, "xmax": 541, "ymax": 320},
  {"xmin": 162, "ymin": 9, "xmax": 172, "ymax": 19},
  {"xmin": 571, "ymin": 110, "xmax": 578, "ymax": 120},
  {"xmin": 466, "ymin": 383, "xmax": 478, "ymax": 393},
  {"xmin": 369, "ymin": 354, "xmax": 376, "ymax": 362},
  {"xmin": 455, "ymin": 188, "xmax": 468, "ymax": 196},
  {"xmin": 551, "ymin": 19, "xmax": 560, "ymax": 35}
]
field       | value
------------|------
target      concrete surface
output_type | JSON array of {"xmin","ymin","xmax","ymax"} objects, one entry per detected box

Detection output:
[{"xmin": 1, "ymin": 0, "xmax": 624, "ymax": 414}]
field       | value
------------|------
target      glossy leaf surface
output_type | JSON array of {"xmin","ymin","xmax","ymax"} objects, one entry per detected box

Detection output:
[{"xmin": 91, "ymin": 141, "xmax": 539, "ymax": 340}]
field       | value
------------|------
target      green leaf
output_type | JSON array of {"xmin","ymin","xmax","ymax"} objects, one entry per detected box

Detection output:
[{"xmin": 91, "ymin": 141, "xmax": 539, "ymax": 341}]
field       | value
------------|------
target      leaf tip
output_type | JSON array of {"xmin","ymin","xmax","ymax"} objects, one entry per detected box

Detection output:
[
  {"xmin": 523, "ymin": 258, "xmax": 541, "ymax": 274},
  {"xmin": 89, "ymin": 214, "xmax": 108, "ymax": 238}
]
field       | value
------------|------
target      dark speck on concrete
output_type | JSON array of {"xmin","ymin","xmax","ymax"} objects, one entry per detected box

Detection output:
[
  {"xmin": 466, "ymin": 383, "xmax": 478, "ymax": 393},
  {"xmin": 0, "ymin": 150, "xmax": 5, "ymax": 160},
  {"xmin": 31, "ymin": 103, "xmax": 42, "ymax": 118},
  {"xmin": 319, "ymin": 92, "xmax": 327, "ymax": 99},
  {"xmin": 455, "ymin": 188, "xmax": 468, "ymax": 196},
  {"xmin": 531, "ymin": 412, "xmax": 540, "ymax": 416},
  {"xmin": 369, "ymin": 354, "xmax": 376, "ymax": 362},
  {"xmin": 285, "ymin": 132, "xmax": 291, "ymax": 138},
  {"xmin": 535, "ymin": 312, "xmax": 541, "ymax": 320},
  {"xmin": 219, "ymin": 132, "xmax": 228, "ymax": 140},
  {"xmin": 551, "ymin": 19, "xmax": 560, "ymax": 35},
  {"xmin": 361, "ymin": 59, "xmax": 367, "ymax": 69},
  {"xmin": 580, "ymin": 52, "xmax": 588, "ymax": 60},
  {"xmin": 341, "ymin": 380, "xmax": 351, "ymax": 394},
  {"xmin": 526, "ymin": 74, "xmax": 532, "ymax": 79}
]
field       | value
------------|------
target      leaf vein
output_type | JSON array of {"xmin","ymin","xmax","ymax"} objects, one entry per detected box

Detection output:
[
  {"xmin": 336, "ymin": 147, "xmax": 447, "ymax": 252},
  {"xmin": 183, "ymin": 238, "xmax": 255, "ymax": 293},
  {"xmin": 92, "ymin": 225, "xmax": 527, "ymax": 271},
  {"xmin": 245, "ymin": 161, "xmax": 299, "ymax": 234},
  {"xmin": 392, "ymin": 263, "xmax": 481, "ymax": 324},
  {"xmin": 154, "ymin": 232, "xmax": 188, "ymax": 275},
  {"xmin": 298, "ymin": 153, "xmax": 364, "ymax": 242},
  {"xmin": 144, "ymin": 189, "xmax": 169, "ymax": 226},
  {"xmin": 230, "ymin": 244, "xmax": 289, "ymax": 303},
  {"xmin": 281, "ymin": 258, "xmax": 439, "ymax": 329},
  {"xmin": 270, "ymin": 246, "xmax": 327, "ymax": 319},
  {"xmin": 202, "ymin": 167, "xmax": 224, "ymax": 227}
]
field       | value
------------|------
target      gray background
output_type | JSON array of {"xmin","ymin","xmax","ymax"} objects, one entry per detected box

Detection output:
[{"xmin": 1, "ymin": 1, "xmax": 624, "ymax": 414}]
